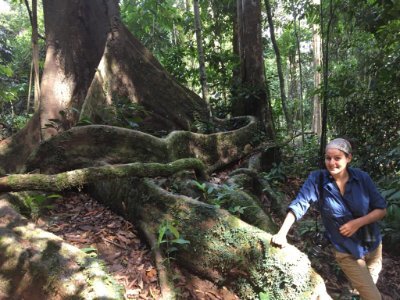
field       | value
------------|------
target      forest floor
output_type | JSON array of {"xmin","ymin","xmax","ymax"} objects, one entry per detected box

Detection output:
[{"xmin": 37, "ymin": 177, "xmax": 400, "ymax": 300}]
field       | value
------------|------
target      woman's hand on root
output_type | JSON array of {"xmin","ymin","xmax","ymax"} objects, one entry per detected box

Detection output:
[{"xmin": 271, "ymin": 233, "xmax": 288, "ymax": 248}]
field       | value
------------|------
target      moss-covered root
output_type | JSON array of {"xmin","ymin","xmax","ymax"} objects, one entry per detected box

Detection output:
[
  {"xmin": 0, "ymin": 158, "xmax": 206, "ymax": 192},
  {"xmin": 89, "ymin": 178, "xmax": 330, "ymax": 300},
  {"xmin": 186, "ymin": 179, "xmax": 277, "ymax": 232},
  {"xmin": 0, "ymin": 195, "xmax": 123, "ymax": 300},
  {"xmin": 138, "ymin": 180, "xmax": 329, "ymax": 300}
]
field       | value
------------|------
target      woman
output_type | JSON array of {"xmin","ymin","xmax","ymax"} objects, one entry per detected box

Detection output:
[{"xmin": 271, "ymin": 138, "xmax": 387, "ymax": 300}]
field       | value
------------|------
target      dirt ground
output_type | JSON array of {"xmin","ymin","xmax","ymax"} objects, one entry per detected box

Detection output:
[{"xmin": 37, "ymin": 187, "xmax": 400, "ymax": 300}]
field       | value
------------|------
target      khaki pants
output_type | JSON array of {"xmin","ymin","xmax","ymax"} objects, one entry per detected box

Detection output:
[{"xmin": 334, "ymin": 243, "xmax": 382, "ymax": 300}]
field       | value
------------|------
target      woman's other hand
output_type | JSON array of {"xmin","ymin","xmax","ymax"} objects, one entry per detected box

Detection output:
[{"xmin": 339, "ymin": 219, "xmax": 361, "ymax": 237}]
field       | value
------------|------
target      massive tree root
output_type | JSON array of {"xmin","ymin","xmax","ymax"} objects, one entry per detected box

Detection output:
[
  {"xmin": 0, "ymin": 194, "xmax": 123, "ymax": 300},
  {"xmin": 88, "ymin": 176, "xmax": 330, "ymax": 300},
  {"xmin": 24, "ymin": 116, "xmax": 259, "ymax": 174},
  {"xmin": 0, "ymin": 158, "xmax": 206, "ymax": 192},
  {"xmin": 0, "ymin": 160, "xmax": 330, "ymax": 299}
]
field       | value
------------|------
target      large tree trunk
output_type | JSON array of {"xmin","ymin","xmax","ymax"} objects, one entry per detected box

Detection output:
[
  {"xmin": 233, "ymin": 0, "xmax": 275, "ymax": 139},
  {"xmin": 0, "ymin": 0, "xmax": 210, "ymax": 174}
]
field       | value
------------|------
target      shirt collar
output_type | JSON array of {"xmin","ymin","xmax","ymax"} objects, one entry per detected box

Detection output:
[{"xmin": 347, "ymin": 167, "xmax": 360, "ymax": 182}]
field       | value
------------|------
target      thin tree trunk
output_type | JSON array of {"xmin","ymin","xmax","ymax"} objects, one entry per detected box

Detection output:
[
  {"xmin": 312, "ymin": 0, "xmax": 322, "ymax": 136},
  {"xmin": 32, "ymin": 0, "xmax": 41, "ymax": 112},
  {"xmin": 312, "ymin": 23, "xmax": 322, "ymax": 136},
  {"xmin": 24, "ymin": 0, "xmax": 41, "ymax": 113},
  {"xmin": 319, "ymin": 0, "xmax": 333, "ymax": 164},
  {"xmin": 264, "ymin": 0, "xmax": 291, "ymax": 132},
  {"xmin": 293, "ymin": 17, "xmax": 304, "ymax": 144},
  {"xmin": 288, "ymin": 55, "xmax": 297, "ymax": 119},
  {"xmin": 193, "ymin": 0, "xmax": 209, "ymax": 104},
  {"xmin": 26, "ymin": 61, "xmax": 33, "ymax": 112},
  {"xmin": 185, "ymin": 0, "xmax": 191, "ymax": 12}
]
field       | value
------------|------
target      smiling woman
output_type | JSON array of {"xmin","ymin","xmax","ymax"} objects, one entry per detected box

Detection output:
[{"xmin": 271, "ymin": 137, "xmax": 388, "ymax": 300}]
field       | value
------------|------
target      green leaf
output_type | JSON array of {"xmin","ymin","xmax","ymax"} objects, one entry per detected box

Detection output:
[
  {"xmin": 158, "ymin": 226, "xmax": 167, "ymax": 244},
  {"xmin": 47, "ymin": 194, "xmax": 62, "ymax": 199},
  {"xmin": 388, "ymin": 190, "xmax": 400, "ymax": 201},
  {"xmin": 0, "ymin": 65, "xmax": 13, "ymax": 77},
  {"xmin": 194, "ymin": 181, "xmax": 206, "ymax": 192},
  {"xmin": 166, "ymin": 246, "xmax": 178, "ymax": 253},
  {"xmin": 76, "ymin": 117, "xmax": 93, "ymax": 126},
  {"xmin": 171, "ymin": 238, "xmax": 190, "ymax": 245},
  {"xmin": 167, "ymin": 224, "xmax": 180, "ymax": 239},
  {"xmin": 81, "ymin": 247, "xmax": 98, "ymax": 254},
  {"xmin": 259, "ymin": 292, "xmax": 270, "ymax": 300}
]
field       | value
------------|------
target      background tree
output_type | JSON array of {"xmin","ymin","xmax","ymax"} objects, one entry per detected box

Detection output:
[
  {"xmin": 193, "ymin": 0, "xmax": 209, "ymax": 104},
  {"xmin": 233, "ymin": 0, "xmax": 275, "ymax": 138},
  {"xmin": 264, "ymin": 0, "xmax": 292, "ymax": 133}
]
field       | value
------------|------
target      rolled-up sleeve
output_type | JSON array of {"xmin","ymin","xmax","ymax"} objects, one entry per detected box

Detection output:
[{"xmin": 288, "ymin": 171, "xmax": 320, "ymax": 221}]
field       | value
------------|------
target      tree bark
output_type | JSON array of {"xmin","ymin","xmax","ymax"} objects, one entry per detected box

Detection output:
[
  {"xmin": 319, "ymin": 0, "xmax": 334, "ymax": 164},
  {"xmin": 312, "ymin": 0, "xmax": 322, "ymax": 136},
  {"xmin": 233, "ymin": 0, "xmax": 275, "ymax": 139},
  {"xmin": 40, "ymin": 0, "xmax": 114, "ymax": 139}
]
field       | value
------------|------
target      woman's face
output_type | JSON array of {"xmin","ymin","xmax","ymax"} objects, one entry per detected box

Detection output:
[{"xmin": 325, "ymin": 148, "xmax": 352, "ymax": 177}]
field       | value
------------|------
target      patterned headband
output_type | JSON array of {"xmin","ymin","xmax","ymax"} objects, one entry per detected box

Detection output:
[{"xmin": 325, "ymin": 138, "xmax": 352, "ymax": 155}]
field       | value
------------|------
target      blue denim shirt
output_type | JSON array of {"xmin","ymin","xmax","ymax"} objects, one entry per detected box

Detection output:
[{"xmin": 288, "ymin": 167, "xmax": 387, "ymax": 259}]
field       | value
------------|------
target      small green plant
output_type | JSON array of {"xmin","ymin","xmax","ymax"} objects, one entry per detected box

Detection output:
[
  {"xmin": 98, "ymin": 96, "xmax": 148, "ymax": 129},
  {"xmin": 44, "ymin": 108, "xmax": 80, "ymax": 131},
  {"xmin": 23, "ymin": 193, "xmax": 62, "ymax": 220},
  {"xmin": 193, "ymin": 180, "xmax": 214, "ymax": 202},
  {"xmin": 262, "ymin": 162, "xmax": 286, "ymax": 183},
  {"xmin": 76, "ymin": 116, "xmax": 93, "ymax": 126},
  {"xmin": 228, "ymin": 205, "xmax": 255, "ymax": 216},
  {"xmin": 211, "ymin": 184, "xmax": 238, "ymax": 208},
  {"xmin": 81, "ymin": 247, "xmax": 98, "ymax": 258},
  {"xmin": 157, "ymin": 220, "xmax": 190, "ymax": 266},
  {"xmin": 259, "ymin": 291, "xmax": 270, "ymax": 300}
]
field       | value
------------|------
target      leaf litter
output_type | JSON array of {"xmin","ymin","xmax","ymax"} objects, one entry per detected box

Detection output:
[
  {"xmin": 38, "ymin": 192, "xmax": 161, "ymax": 300},
  {"xmin": 37, "ymin": 192, "xmax": 239, "ymax": 300}
]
